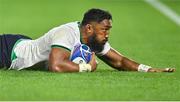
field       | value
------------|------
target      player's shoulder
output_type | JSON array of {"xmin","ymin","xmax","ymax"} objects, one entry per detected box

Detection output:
[
  {"xmin": 63, "ymin": 21, "xmax": 80, "ymax": 27},
  {"xmin": 49, "ymin": 21, "xmax": 79, "ymax": 34},
  {"xmin": 59, "ymin": 21, "xmax": 79, "ymax": 30}
]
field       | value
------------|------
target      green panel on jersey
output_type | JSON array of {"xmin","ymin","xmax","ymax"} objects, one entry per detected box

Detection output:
[
  {"xmin": 51, "ymin": 45, "xmax": 71, "ymax": 52},
  {"xmin": 11, "ymin": 39, "xmax": 23, "ymax": 61}
]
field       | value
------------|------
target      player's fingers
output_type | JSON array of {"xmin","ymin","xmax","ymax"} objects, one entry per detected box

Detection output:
[
  {"xmin": 164, "ymin": 68, "xmax": 175, "ymax": 72},
  {"xmin": 91, "ymin": 52, "xmax": 95, "ymax": 58},
  {"xmin": 148, "ymin": 68, "xmax": 175, "ymax": 72},
  {"xmin": 89, "ymin": 52, "xmax": 97, "ymax": 71},
  {"xmin": 89, "ymin": 52, "xmax": 96, "ymax": 64}
]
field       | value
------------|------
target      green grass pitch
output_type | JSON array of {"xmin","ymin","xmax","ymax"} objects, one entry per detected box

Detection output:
[{"xmin": 0, "ymin": 0, "xmax": 180, "ymax": 101}]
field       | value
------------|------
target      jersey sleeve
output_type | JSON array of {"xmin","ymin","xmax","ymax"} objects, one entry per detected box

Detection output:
[
  {"xmin": 50, "ymin": 26, "xmax": 75, "ymax": 51},
  {"xmin": 96, "ymin": 42, "xmax": 111, "ymax": 56}
]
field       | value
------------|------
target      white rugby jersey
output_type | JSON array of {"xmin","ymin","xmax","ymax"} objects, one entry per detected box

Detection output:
[{"xmin": 10, "ymin": 21, "xmax": 111, "ymax": 70}]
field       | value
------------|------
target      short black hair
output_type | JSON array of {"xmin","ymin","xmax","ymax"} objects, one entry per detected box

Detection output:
[{"xmin": 81, "ymin": 8, "xmax": 112, "ymax": 26}]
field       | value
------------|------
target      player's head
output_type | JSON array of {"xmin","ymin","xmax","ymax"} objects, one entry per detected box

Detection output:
[
  {"xmin": 81, "ymin": 8, "xmax": 112, "ymax": 26},
  {"xmin": 81, "ymin": 8, "xmax": 112, "ymax": 53}
]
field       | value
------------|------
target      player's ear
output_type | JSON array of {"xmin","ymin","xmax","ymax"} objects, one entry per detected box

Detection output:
[{"xmin": 85, "ymin": 24, "xmax": 93, "ymax": 34}]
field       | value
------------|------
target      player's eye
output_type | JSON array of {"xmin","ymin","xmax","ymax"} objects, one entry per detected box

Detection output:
[
  {"xmin": 100, "ymin": 28, "xmax": 106, "ymax": 32},
  {"xmin": 101, "ymin": 27, "xmax": 105, "ymax": 30}
]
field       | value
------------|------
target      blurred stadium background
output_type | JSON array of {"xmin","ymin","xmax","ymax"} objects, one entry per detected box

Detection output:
[{"xmin": 0, "ymin": 0, "xmax": 180, "ymax": 101}]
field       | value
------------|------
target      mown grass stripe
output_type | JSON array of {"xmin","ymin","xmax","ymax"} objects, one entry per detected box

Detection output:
[{"xmin": 145, "ymin": 0, "xmax": 180, "ymax": 26}]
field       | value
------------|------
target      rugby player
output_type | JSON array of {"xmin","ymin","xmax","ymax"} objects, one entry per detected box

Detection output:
[{"xmin": 0, "ymin": 8, "xmax": 175, "ymax": 72}]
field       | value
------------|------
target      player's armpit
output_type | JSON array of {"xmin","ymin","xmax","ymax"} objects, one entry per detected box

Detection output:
[{"xmin": 48, "ymin": 47, "xmax": 79, "ymax": 72}]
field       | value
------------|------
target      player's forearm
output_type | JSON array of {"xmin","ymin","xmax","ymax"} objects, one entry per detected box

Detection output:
[
  {"xmin": 120, "ymin": 57, "xmax": 139, "ymax": 71},
  {"xmin": 98, "ymin": 48, "xmax": 140, "ymax": 71},
  {"xmin": 100, "ymin": 48, "xmax": 152, "ymax": 72},
  {"xmin": 49, "ymin": 60, "xmax": 95, "ymax": 73},
  {"xmin": 49, "ymin": 60, "xmax": 80, "ymax": 72}
]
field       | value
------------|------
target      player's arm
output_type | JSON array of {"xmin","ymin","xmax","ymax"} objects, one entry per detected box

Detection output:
[
  {"xmin": 98, "ymin": 48, "xmax": 175, "ymax": 72},
  {"xmin": 48, "ymin": 48, "xmax": 96, "ymax": 72}
]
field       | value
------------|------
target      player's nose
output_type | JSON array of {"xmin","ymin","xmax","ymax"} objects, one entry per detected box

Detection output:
[
  {"xmin": 105, "ymin": 33, "xmax": 109, "ymax": 38},
  {"xmin": 105, "ymin": 30, "xmax": 110, "ymax": 37}
]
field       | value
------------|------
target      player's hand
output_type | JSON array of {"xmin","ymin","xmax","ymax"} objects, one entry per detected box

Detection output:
[
  {"xmin": 148, "ymin": 68, "xmax": 175, "ymax": 72},
  {"xmin": 88, "ymin": 52, "xmax": 97, "ymax": 72}
]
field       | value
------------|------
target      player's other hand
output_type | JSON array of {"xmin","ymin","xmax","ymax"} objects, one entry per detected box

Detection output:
[
  {"xmin": 148, "ymin": 68, "xmax": 175, "ymax": 72},
  {"xmin": 88, "ymin": 52, "xmax": 97, "ymax": 72}
]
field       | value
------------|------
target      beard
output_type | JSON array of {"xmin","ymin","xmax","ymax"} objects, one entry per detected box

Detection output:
[{"xmin": 87, "ymin": 34, "xmax": 106, "ymax": 53}]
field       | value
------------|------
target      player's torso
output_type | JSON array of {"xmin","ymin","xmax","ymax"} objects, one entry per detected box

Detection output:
[{"xmin": 11, "ymin": 21, "xmax": 81, "ymax": 70}]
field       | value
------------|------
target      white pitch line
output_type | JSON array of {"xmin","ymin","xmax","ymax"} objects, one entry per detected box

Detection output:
[{"xmin": 145, "ymin": 0, "xmax": 180, "ymax": 26}]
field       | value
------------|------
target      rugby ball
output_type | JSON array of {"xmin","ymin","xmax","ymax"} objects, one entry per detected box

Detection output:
[{"xmin": 70, "ymin": 44, "xmax": 92, "ymax": 64}]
